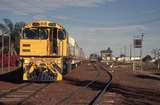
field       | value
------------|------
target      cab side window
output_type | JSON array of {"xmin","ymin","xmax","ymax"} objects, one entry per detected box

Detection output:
[{"xmin": 58, "ymin": 30, "xmax": 66, "ymax": 40}]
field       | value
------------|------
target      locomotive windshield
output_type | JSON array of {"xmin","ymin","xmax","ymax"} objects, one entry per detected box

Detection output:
[{"xmin": 23, "ymin": 28, "xmax": 48, "ymax": 39}]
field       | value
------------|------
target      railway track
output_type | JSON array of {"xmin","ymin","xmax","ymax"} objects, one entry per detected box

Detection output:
[
  {"xmin": 0, "ymin": 62, "xmax": 112, "ymax": 105},
  {"xmin": 89, "ymin": 62, "xmax": 112, "ymax": 105},
  {"xmin": 55, "ymin": 63, "xmax": 101, "ymax": 105},
  {"xmin": 0, "ymin": 82, "xmax": 50, "ymax": 105},
  {"xmin": 55, "ymin": 62, "xmax": 112, "ymax": 105}
]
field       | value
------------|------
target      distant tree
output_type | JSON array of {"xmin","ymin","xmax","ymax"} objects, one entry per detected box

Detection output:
[
  {"xmin": 0, "ymin": 18, "xmax": 25, "ymax": 55},
  {"xmin": 142, "ymin": 55, "xmax": 152, "ymax": 62},
  {"xmin": 14, "ymin": 22, "xmax": 25, "ymax": 53},
  {"xmin": 106, "ymin": 47, "xmax": 112, "ymax": 53}
]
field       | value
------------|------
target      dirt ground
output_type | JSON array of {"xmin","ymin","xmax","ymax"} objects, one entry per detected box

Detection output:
[
  {"xmin": 0, "ymin": 67, "xmax": 23, "ymax": 90},
  {"xmin": 0, "ymin": 62, "xmax": 159, "ymax": 105},
  {"xmin": 22, "ymin": 62, "xmax": 109, "ymax": 105},
  {"xmin": 100, "ymin": 64, "xmax": 160, "ymax": 105}
]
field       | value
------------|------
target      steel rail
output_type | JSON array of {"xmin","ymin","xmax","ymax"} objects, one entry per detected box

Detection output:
[
  {"xmin": 17, "ymin": 83, "xmax": 50, "ymax": 105},
  {"xmin": 0, "ymin": 83, "xmax": 31, "ymax": 98},
  {"xmin": 55, "ymin": 63, "xmax": 101, "ymax": 105},
  {"xmin": 89, "ymin": 63, "xmax": 112, "ymax": 105},
  {"xmin": 0, "ymin": 83, "xmax": 50, "ymax": 105}
]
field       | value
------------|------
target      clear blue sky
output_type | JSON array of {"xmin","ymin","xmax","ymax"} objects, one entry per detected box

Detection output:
[{"xmin": 0, "ymin": 0, "xmax": 160, "ymax": 56}]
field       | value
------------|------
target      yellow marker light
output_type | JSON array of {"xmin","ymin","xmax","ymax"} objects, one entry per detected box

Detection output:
[
  {"xmin": 24, "ymin": 59, "xmax": 30, "ymax": 64},
  {"xmin": 48, "ymin": 23, "xmax": 56, "ymax": 27},
  {"xmin": 41, "ymin": 22, "xmax": 47, "ymax": 26},
  {"xmin": 32, "ymin": 22, "xmax": 40, "ymax": 26}
]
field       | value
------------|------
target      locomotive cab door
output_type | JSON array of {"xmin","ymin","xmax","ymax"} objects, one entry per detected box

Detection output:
[{"xmin": 51, "ymin": 28, "xmax": 58, "ymax": 54}]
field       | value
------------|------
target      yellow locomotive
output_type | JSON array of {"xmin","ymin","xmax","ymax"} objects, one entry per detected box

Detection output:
[{"xmin": 20, "ymin": 20, "xmax": 84, "ymax": 81}]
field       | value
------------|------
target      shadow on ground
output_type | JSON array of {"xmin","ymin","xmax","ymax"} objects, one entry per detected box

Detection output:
[
  {"xmin": 0, "ymin": 67, "xmax": 23, "ymax": 83},
  {"xmin": 136, "ymin": 74, "xmax": 160, "ymax": 81},
  {"xmin": 64, "ymin": 76, "xmax": 106, "ymax": 91},
  {"xmin": 153, "ymin": 73, "xmax": 160, "ymax": 76},
  {"xmin": 64, "ymin": 77, "xmax": 160, "ymax": 105},
  {"xmin": 110, "ymin": 83, "xmax": 160, "ymax": 105}
]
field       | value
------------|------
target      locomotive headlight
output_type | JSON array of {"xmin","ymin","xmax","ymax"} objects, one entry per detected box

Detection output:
[{"xmin": 24, "ymin": 59, "xmax": 30, "ymax": 64}]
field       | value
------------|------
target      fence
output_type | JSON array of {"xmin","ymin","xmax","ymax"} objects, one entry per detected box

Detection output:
[
  {"xmin": 0, "ymin": 32, "xmax": 19, "ymax": 73},
  {"xmin": 0, "ymin": 54, "xmax": 18, "ymax": 67}
]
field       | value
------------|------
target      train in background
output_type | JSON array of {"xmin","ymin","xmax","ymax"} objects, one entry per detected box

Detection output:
[
  {"xmin": 89, "ymin": 53, "xmax": 98, "ymax": 62},
  {"xmin": 20, "ymin": 20, "xmax": 85, "ymax": 81}
]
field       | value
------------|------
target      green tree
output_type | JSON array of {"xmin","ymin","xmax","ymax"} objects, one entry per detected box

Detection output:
[
  {"xmin": 14, "ymin": 22, "xmax": 25, "ymax": 53},
  {"xmin": 142, "ymin": 55, "xmax": 152, "ymax": 62}
]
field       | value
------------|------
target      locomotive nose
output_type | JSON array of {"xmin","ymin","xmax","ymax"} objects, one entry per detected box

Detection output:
[{"xmin": 20, "ymin": 40, "xmax": 48, "ymax": 56}]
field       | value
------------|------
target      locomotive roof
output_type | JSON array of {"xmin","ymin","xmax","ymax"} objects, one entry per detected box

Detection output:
[{"xmin": 24, "ymin": 20, "xmax": 64, "ymax": 29}]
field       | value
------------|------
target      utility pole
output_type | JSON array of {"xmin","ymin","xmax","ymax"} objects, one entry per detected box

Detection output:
[
  {"xmin": 120, "ymin": 48, "xmax": 122, "ymax": 56},
  {"xmin": 129, "ymin": 44, "xmax": 132, "ymax": 60},
  {"xmin": 151, "ymin": 48, "xmax": 160, "ymax": 70},
  {"xmin": 140, "ymin": 33, "xmax": 144, "ymax": 71},
  {"xmin": 124, "ymin": 46, "xmax": 127, "ymax": 57},
  {"xmin": 8, "ymin": 34, "xmax": 11, "ymax": 72},
  {"xmin": 157, "ymin": 49, "xmax": 160, "ymax": 70},
  {"xmin": 0, "ymin": 30, "xmax": 4, "ymax": 73}
]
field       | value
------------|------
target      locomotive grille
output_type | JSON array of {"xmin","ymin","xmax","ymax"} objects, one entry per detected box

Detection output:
[{"xmin": 23, "ymin": 44, "xmax": 31, "ymax": 47}]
